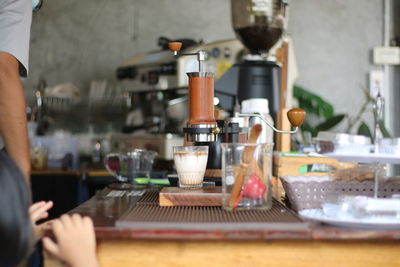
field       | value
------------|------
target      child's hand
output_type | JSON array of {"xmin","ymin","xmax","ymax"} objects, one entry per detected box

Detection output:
[
  {"xmin": 29, "ymin": 201, "xmax": 53, "ymax": 241},
  {"xmin": 42, "ymin": 214, "xmax": 98, "ymax": 267}
]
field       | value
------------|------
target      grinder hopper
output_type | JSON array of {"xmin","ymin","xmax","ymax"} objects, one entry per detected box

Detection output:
[
  {"xmin": 230, "ymin": 0, "xmax": 289, "ymax": 121},
  {"xmin": 231, "ymin": 0, "xmax": 287, "ymax": 55}
]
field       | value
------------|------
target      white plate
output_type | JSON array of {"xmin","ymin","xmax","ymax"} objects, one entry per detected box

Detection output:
[{"xmin": 299, "ymin": 208, "xmax": 400, "ymax": 229}]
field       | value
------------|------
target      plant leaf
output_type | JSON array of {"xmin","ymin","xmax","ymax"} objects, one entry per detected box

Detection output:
[
  {"xmin": 362, "ymin": 88, "xmax": 375, "ymax": 102},
  {"xmin": 357, "ymin": 121, "xmax": 372, "ymax": 139},
  {"xmin": 301, "ymin": 121, "xmax": 315, "ymax": 136},
  {"xmin": 293, "ymin": 85, "xmax": 334, "ymax": 119},
  {"xmin": 315, "ymin": 114, "xmax": 346, "ymax": 133},
  {"xmin": 297, "ymin": 98, "xmax": 315, "ymax": 115},
  {"xmin": 378, "ymin": 120, "xmax": 391, "ymax": 138}
]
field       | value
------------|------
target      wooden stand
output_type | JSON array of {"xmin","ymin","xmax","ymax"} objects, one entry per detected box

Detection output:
[
  {"xmin": 159, "ymin": 187, "xmax": 223, "ymax": 206},
  {"xmin": 273, "ymin": 154, "xmax": 357, "ymax": 177},
  {"xmin": 276, "ymin": 41, "xmax": 291, "ymax": 152},
  {"xmin": 204, "ymin": 169, "xmax": 222, "ymax": 178},
  {"xmin": 276, "ymin": 108, "xmax": 291, "ymax": 152}
]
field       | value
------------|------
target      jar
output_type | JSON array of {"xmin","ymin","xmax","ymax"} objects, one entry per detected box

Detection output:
[
  {"xmin": 30, "ymin": 144, "xmax": 48, "ymax": 170},
  {"xmin": 221, "ymin": 143, "xmax": 273, "ymax": 210}
]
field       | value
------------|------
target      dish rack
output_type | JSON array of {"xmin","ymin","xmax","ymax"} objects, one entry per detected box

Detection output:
[
  {"xmin": 285, "ymin": 95, "xmax": 400, "ymax": 224},
  {"xmin": 281, "ymin": 139, "xmax": 400, "ymax": 211},
  {"xmin": 313, "ymin": 128, "xmax": 400, "ymax": 196},
  {"xmin": 280, "ymin": 176, "xmax": 400, "ymax": 211}
]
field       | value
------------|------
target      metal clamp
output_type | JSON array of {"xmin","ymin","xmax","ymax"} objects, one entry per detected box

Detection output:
[{"xmin": 173, "ymin": 50, "xmax": 206, "ymax": 73}]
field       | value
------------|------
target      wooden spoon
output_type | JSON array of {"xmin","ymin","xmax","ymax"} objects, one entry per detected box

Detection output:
[{"xmin": 229, "ymin": 124, "xmax": 262, "ymax": 208}]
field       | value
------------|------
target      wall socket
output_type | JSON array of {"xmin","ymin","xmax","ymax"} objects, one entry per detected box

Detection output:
[
  {"xmin": 373, "ymin": 46, "xmax": 400, "ymax": 65},
  {"xmin": 369, "ymin": 70, "xmax": 384, "ymax": 97}
]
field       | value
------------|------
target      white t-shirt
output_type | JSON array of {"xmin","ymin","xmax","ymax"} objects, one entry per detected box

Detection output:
[{"xmin": 0, "ymin": 0, "xmax": 32, "ymax": 149}]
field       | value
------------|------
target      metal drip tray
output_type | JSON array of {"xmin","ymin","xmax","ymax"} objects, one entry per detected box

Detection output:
[
  {"xmin": 116, "ymin": 190, "xmax": 308, "ymax": 231},
  {"xmin": 135, "ymin": 190, "xmax": 160, "ymax": 206}
]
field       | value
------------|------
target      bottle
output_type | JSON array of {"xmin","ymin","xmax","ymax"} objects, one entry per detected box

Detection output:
[{"xmin": 241, "ymin": 98, "xmax": 274, "ymax": 144}]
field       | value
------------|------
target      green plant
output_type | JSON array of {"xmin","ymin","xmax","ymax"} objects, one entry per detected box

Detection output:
[
  {"xmin": 293, "ymin": 85, "xmax": 345, "ymax": 137},
  {"xmin": 293, "ymin": 86, "xmax": 391, "ymax": 139},
  {"xmin": 345, "ymin": 89, "xmax": 391, "ymax": 139}
]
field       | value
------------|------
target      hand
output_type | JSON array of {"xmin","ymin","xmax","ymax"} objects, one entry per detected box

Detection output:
[
  {"xmin": 29, "ymin": 201, "xmax": 53, "ymax": 241},
  {"xmin": 42, "ymin": 214, "xmax": 99, "ymax": 267}
]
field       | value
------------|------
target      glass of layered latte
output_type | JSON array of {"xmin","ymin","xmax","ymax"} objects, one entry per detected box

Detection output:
[{"xmin": 173, "ymin": 146, "xmax": 209, "ymax": 189}]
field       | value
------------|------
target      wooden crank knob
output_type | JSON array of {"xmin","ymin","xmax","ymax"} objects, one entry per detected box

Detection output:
[
  {"xmin": 287, "ymin": 108, "xmax": 306, "ymax": 127},
  {"xmin": 168, "ymin": 42, "xmax": 182, "ymax": 52}
]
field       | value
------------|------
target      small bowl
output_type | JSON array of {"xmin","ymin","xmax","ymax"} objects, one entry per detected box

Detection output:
[
  {"xmin": 314, "ymin": 132, "xmax": 371, "ymax": 154},
  {"xmin": 378, "ymin": 138, "xmax": 400, "ymax": 155}
]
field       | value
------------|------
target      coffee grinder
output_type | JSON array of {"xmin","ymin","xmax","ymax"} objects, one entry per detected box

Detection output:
[
  {"xmin": 168, "ymin": 42, "xmax": 241, "ymax": 176},
  {"xmin": 229, "ymin": 0, "xmax": 288, "ymax": 120},
  {"xmin": 168, "ymin": 42, "xmax": 305, "ymax": 179}
]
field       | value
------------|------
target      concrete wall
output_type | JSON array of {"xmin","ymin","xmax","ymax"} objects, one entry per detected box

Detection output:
[
  {"xmin": 24, "ymin": 0, "xmax": 235, "ymax": 94},
  {"xmin": 392, "ymin": 0, "xmax": 400, "ymax": 136},
  {"xmin": 24, "ymin": 0, "xmax": 384, "ymax": 133},
  {"xmin": 390, "ymin": 0, "xmax": 400, "ymax": 174},
  {"xmin": 288, "ymin": 0, "xmax": 383, "ymax": 131}
]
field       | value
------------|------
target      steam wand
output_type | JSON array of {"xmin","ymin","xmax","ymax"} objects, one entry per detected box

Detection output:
[
  {"xmin": 372, "ymin": 92, "xmax": 385, "ymax": 198},
  {"xmin": 373, "ymin": 92, "xmax": 385, "ymax": 147}
]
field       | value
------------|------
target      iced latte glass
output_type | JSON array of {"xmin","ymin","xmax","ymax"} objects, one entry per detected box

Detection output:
[{"xmin": 173, "ymin": 146, "xmax": 209, "ymax": 189}]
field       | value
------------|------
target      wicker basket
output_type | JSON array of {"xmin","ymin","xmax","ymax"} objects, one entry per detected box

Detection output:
[{"xmin": 280, "ymin": 176, "xmax": 400, "ymax": 211}]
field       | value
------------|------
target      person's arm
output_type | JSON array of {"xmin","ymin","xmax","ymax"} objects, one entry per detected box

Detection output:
[{"xmin": 0, "ymin": 52, "xmax": 30, "ymax": 182}]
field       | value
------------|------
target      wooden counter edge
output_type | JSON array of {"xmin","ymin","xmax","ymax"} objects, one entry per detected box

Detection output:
[{"xmin": 45, "ymin": 239, "xmax": 400, "ymax": 267}]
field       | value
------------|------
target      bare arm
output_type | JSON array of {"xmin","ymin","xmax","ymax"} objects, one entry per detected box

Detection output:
[{"xmin": 0, "ymin": 52, "xmax": 30, "ymax": 183}]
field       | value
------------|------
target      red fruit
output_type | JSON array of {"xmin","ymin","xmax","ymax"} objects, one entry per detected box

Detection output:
[{"xmin": 242, "ymin": 173, "xmax": 266, "ymax": 199}]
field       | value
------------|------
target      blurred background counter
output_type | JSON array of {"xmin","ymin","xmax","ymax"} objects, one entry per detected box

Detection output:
[{"xmin": 30, "ymin": 169, "xmax": 116, "ymax": 220}]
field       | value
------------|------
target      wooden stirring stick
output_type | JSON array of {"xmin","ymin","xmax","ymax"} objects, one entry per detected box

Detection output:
[{"xmin": 229, "ymin": 124, "xmax": 262, "ymax": 208}]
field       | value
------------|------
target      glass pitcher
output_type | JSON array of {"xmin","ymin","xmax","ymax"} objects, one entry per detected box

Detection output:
[{"xmin": 104, "ymin": 149, "xmax": 158, "ymax": 184}]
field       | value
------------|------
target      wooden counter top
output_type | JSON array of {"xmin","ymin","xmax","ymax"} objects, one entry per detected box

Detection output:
[
  {"xmin": 30, "ymin": 169, "xmax": 83, "ymax": 176},
  {"xmin": 40, "ymin": 185, "xmax": 400, "ymax": 267},
  {"xmin": 68, "ymin": 186, "xmax": 400, "ymax": 241},
  {"xmin": 30, "ymin": 169, "xmax": 111, "ymax": 176}
]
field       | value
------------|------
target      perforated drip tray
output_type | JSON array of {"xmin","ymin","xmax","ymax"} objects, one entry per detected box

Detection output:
[
  {"xmin": 135, "ymin": 190, "xmax": 159, "ymax": 206},
  {"xmin": 116, "ymin": 190, "xmax": 309, "ymax": 231}
]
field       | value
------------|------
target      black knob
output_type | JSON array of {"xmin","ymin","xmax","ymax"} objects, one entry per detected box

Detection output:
[{"xmin": 116, "ymin": 66, "xmax": 138, "ymax": 80}]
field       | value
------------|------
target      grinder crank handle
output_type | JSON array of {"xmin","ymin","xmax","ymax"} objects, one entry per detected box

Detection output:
[
  {"xmin": 168, "ymin": 42, "xmax": 183, "ymax": 55},
  {"xmin": 286, "ymin": 108, "xmax": 306, "ymax": 128},
  {"xmin": 168, "ymin": 42, "xmax": 206, "ymax": 72},
  {"xmin": 239, "ymin": 108, "xmax": 306, "ymax": 134}
]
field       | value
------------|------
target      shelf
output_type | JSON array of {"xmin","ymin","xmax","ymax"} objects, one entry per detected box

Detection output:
[{"xmin": 324, "ymin": 153, "xmax": 400, "ymax": 164}]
